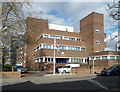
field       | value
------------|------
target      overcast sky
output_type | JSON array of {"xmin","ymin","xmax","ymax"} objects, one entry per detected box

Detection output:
[{"xmin": 30, "ymin": 1, "xmax": 117, "ymax": 37}]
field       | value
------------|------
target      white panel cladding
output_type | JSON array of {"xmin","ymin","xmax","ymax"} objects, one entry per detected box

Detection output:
[{"xmin": 49, "ymin": 23, "xmax": 74, "ymax": 32}]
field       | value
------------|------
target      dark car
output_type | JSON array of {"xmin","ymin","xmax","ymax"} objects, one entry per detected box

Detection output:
[
  {"xmin": 13, "ymin": 66, "xmax": 27, "ymax": 73},
  {"xmin": 56, "ymin": 66, "xmax": 63, "ymax": 73},
  {"xmin": 101, "ymin": 66, "xmax": 120, "ymax": 76}
]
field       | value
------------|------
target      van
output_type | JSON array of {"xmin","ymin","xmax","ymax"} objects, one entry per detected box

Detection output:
[{"xmin": 57, "ymin": 66, "xmax": 72, "ymax": 73}]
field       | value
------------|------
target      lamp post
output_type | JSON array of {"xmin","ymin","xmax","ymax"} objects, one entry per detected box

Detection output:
[
  {"xmin": 53, "ymin": 38, "xmax": 56, "ymax": 75},
  {"xmin": 93, "ymin": 58, "xmax": 95, "ymax": 74}
]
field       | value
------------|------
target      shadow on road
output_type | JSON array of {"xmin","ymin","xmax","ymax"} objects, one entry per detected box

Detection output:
[
  {"xmin": 2, "ymin": 79, "xmax": 105, "ymax": 91},
  {"xmin": 92, "ymin": 74, "xmax": 120, "ymax": 91},
  {"xmin": 2, "ymin": 73, "xmax": 120, "ymax": 92}
]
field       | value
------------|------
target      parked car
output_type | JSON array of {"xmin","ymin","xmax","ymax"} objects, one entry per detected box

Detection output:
[
  {"xmin": 13, "ymin": 65, "xmax": 27, "ymax": 73},
  {"xmin": 57, "ymin": 65, "xmax": 72, "ymax": 73},
  {"xmin": 56, "ymin": 66, "xmax": 64, "ymax": 73},
  {"xmin": 101, "ymin": 66, "xmax": 120, "ymax": 76}
]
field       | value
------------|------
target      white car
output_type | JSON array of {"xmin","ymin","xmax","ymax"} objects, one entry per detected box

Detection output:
[{"xmin": 58, "ymin": 66, "xmax": 72, "ymax": 73}]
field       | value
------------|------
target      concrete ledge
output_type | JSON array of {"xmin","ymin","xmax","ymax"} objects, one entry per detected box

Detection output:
[{"xmin": 1, "ymin": 72, "xmax": 21, "ymax": 79}]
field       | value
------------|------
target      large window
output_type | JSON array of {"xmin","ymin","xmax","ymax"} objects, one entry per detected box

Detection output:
[
  {"xmin": 102, "ymin": 56, "xmax": 107, "ymax": 60},
  {"xmin": 55, "ymin": 36, "xmax": 62, "ymax": 39},
  {"xmin": 110, "ymin": 56, "xmax": 115, "ymax": 60},
  {"xmin": 59, "ymin": 46, "xmax": 67, "ymax": 50},
  {"xmin": 69, "ymin": 38, "xmax": 75, "ymax": 41},
  {"xmin": 90, "ymin": 57, "xmax": 94, "ymax": 60},
  {"xmin": 41, "ymin": 34, "xmax": 81, "ymax": 42},
  {"xmin": 68, "ymin": 46, "xmax": 80, "ymax": 51},
  {"xmin": 42, "ymin": 44, "xmax": 85, "ymax": 52},
  {"xmin": 76, "ymin": 47, "xmax": 80, "ymax": 51},
  {"xmin": 116, "ymin": 56, "xmax": 120, "ymax": 60},
  {"xmin": 71, "ymin": 58, "xmax": 83, "ymax": 63},
  {"xmin": 43, "ymin": 34, "xmax": 49, "ymax": 38},
  {"xmin": 96, "ymin": 57, "xmax": 100, "ymax": 60},
  {"xmin": 81, "ymin": 47, "xmax": 86, "ymax": 51},
  {"xmin": 50, "ymin": 35, "xmax": 55, "ymax": 38},
  {"xmin": 64, "ymin": 37, "xmax": 69, "ymax": 40},
  {"xmin": 43, "ymin": 44, "xmax": 52, "ymax": 49}
]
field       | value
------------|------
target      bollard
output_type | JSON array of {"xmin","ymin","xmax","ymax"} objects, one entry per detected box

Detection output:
[
  {"xmin": 59, "ymin": 71, "xmax": 62, "ymax": 75},
  {"xmin": 70, "ymin": 69, "xmax": 72, "ymax": 75}
]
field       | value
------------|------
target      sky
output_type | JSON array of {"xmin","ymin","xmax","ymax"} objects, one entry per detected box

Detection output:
[
  {"xmin": 29, "ymin": 1, "xmax": 119, "ymax": 51},
  {"xmin": 30, "ymin": 1, "xmax": 117, "ymax": 36}
]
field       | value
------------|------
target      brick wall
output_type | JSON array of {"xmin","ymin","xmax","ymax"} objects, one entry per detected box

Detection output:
[
  {"xmin": 2, "ymin": 72, "xmax": 21, "ymax": 79},
  {"xmin": 35, "ymin": 63, "xmax": 105, "ymax": 74},
  {"xmin": 72, "ymin": 64, "xmax": 105, "ymax": 74},
  {"xmin": 80, "ymin": 12, "xmax": 106, "ymax": 54}
]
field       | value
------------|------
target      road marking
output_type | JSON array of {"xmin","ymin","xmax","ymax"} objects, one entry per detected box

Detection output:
[{"xmin": 88, "ymin": 79, "xmax": 109, "ymax": 90}]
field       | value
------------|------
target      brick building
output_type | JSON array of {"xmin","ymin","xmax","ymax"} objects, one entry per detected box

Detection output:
[{"xmin": 16, "ymin": 12, "xmax": 120, "ymax": 72}]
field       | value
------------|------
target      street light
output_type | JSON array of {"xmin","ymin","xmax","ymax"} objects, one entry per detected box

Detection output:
[{"xmin": 93, "ymin": 58, "xmax": 95, "ymax": 74}]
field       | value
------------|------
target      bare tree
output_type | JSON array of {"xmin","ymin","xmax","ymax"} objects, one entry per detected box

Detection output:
[
  {"xmin": 106, "ymin": 0, "xmax": 120, "ymax": 51},
  {"xmin": 0, "ymin": 2, "xmax": 32, "ymax": 68}
]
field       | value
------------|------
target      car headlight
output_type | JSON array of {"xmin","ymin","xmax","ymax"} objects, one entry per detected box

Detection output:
[{"xmin": 17, "ymin": 69, "xmax": 21, "ymax": 71}]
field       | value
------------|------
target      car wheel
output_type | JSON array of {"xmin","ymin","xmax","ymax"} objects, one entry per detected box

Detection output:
[
  {"xmin": 110, "ymin": 72, "xmax": 114, "ymax": 76},
  {"xmin": 63, "ymin": 70, "xmax": 66, "ymax": 73}
]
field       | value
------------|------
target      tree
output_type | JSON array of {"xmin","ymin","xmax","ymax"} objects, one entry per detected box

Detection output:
[
  {"xmin": 106, "ymin": 0, "xmax": 120, "ymax": 51},
  {"xmin": 0, "ymin": 2, "xmax": 32, "ymax": 68}
]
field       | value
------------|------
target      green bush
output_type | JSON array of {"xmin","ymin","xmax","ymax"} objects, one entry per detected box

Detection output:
[
  {"xmin": 113, "ymin": 63, "xmax": 120, "ymax": 66},
  {"xmin": 28, "ymin": 69, "xmax": 40, "ymax": 71},
  {"xmin": 3, "ymin": 65, "xmax": 14, "ymax": 72}
]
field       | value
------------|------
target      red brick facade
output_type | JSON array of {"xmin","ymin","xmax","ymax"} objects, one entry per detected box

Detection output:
[{"xmin": 16, "ymin": 12, "xmax": 120, "ymax": 73}]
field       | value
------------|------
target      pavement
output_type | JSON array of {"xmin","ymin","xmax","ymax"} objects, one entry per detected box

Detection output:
[{"xmin": 1, "ymin": 73, "xmax": 97, "ymax": 86}]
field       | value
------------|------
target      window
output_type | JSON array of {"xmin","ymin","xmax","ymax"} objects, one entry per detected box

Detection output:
[
  {"xmin": 59, "ymin": 45, "xmax": 67, "ymax": 50},
  {"xmin": 68, "ymin": 46, "xmax": 72, "ymax": 50},
  {"xmin": 76, "ymin": 47, "xmax": 80, "ymax": 51},
  {"xmin": 77, "ymin": 38, "xmax": 80, "ymax": 41},
  {"xmin": 69, "ymin": 38, "xmax": 75, "ymax": 41},
  {"xmin": 96, "ymin": 30, "xmax": 100, "ymax": 34},
  {"xmin": 96, "ymin": 57, "xmax": 100, "ymax": 60},
  {"xmin": 51, "ymin": 58, "xmax": 53, "ymax": 62},
  {"xmin": 43, "ymin": 44, "xmax": 52, "ymax": 49},
  {"xmin": 45, "ymin": 58, "xmax": 47, "ymax": 62},
  {"xmin": 110, "ymin": 56, "xmax": 115, "ymax": 60},
  {"xmin": 55, "ymin": 36, "xmax": 62, "ymax": 39},
  {"xmin": 90, "ymin": 57, "xmax": 94, "ymax": 60},
  {"xmin": 71, "ymin": 58, "xmax": 83, "ymax": 63},
  {"xmin": 48, "ymin": 58, "xmax": 50, "ymax": 62},
  {"xmin": 102, "ymin": 56, "xmax": 107, "ymax": 60},
  {"xmin": 43, "ymin": 44, "xmax": 47, "ymax": 49},
  {"xmin": 71, "ymin": 58, "xmax": 74, "ymax": 62},
  {"xmin": 81, "ymin": 47, "xmax": 86, "ymax": 51},
  {"xmin": 79, "ymin": 59, "xmax": 83, "ymax": 62},
  {"xmin": 96, "ymin": 41, "xmax": 100, "ymax": 44},
  {"xmin": 64, "ymin": 37, "xmax": 69, "ymax": 40},
  {"xmin": 50, "ymin": 35, "xmax": 55, "ymax": 38},
  {"xmin": 116, "ymin": 56, "xmax": 120, "ymax": 60},
  {"xmin": 43, "ymin": 34, "xmax": 49, "ymax": 38}
]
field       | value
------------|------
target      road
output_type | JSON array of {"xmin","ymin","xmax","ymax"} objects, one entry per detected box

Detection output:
[{"xmin": 2, "ymin": 75, "xmax": 120, "ymax": 91}]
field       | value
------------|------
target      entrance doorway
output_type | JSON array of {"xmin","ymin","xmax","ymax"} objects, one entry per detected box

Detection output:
[{"xmin": 56, "ymin": 58, "xmax": 69, "ymax": 63}]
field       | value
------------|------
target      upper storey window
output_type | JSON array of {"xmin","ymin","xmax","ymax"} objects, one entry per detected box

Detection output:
[
  {"xmin": 40, "ymin": 34, "xmax": 81, "ymax": 42},
  {"xmin": 96, "ymin": 30, "xmax": 100, "ymax": 34},
  {"xmin": 96, "ymin": 40, "xmax": 100, "ymax": 44},
  {"xmin": 43, "ymin": 34, "xmax": 49, "ymax": 38}
]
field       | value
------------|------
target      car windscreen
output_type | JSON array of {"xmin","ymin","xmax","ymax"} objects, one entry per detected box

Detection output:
[
  {"xmin": 105, "ymin": 66, "xmax": 114, "ymax": 70},
  {"xmin": 17, "ymin": 66, "xmax": 24, "ymax": 68},
  {"xmin": 57, "ymin": 66, "xmax": 63, "ymax": 68}
]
